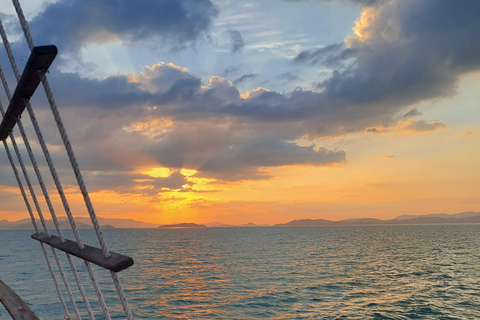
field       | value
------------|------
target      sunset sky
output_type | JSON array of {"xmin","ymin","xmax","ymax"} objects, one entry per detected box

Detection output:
[{"xmin": 0, "ymin": 0, "xmax": 479, "ymax": 225}]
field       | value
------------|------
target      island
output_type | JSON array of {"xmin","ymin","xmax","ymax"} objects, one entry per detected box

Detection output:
[{"xmin": 158, "ymin": 223, "xmax": 207, "ymax": 228}]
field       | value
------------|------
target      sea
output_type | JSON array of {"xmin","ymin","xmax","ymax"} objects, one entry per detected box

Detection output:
[{"xmin": 1, "ymin": 225, "xmax": 479, "ymax": 319}]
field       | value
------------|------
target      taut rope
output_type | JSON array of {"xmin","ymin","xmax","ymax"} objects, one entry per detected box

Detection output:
[{"xmin": 0, "ymin": 0, "xmax": 135, "ymax": 318}]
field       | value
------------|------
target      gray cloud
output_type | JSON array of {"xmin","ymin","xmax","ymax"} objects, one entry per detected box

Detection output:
[
  {"xmin": 293, "ymin": 43, "xmax": 357, "ymax": 68},
  {"xmin": 402, "ymin": 109, "xmax": 422, "ymax": 118},
  {"xmin": 82, "ymin": 170, "xmax": 190, "ymax": 195},
  {"xmin": 221, "ymin": 66, "xmax": 240, "ymax": 77},
  {"xmin": 7, "ymin": 0, "xmax": 477, "ymax": 183},
  {"xmin": 225, "ymin": 29, "xmax": 245, "ymax": 53},
  {"xmin": 295, "ymin": 0, "xmax": 480, "ymax": 117},
  {"xmin": 233, "ymin": 73, "xmax": 257, "ymax": 86},
  {"xmin": 29, "ymin": 0, "xmax": 218, "ymax": 53}
]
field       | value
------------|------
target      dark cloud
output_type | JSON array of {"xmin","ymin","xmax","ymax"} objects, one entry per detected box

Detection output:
[
  {"xmin": 33, "ymin": 81, "xmax": 347, "ymax": 182},
  {"xmin": 295, "ymin": 0, "xmax": 480, "ymax": 115},
  {"xmin": 233, "ymin": 74, "xmax": 257, "ymax": 86},
  {"xmin": 225, "ymin": 29, "xmax": 245, "ymax": 53},
  {"xmin": 293, "ymin": 43, "xmax": 357, "ymax": 68},
  {"xmin": 29, "ymin": 0, "xmax": 218, "ymax": 53},
  {"xmin": 402, "ymin": 109, "xmax": 422, "ymax": 118},
  {"xmin": 83, "ymin": 170, "xmax": 190, "ymax": 194},
  {"xmin": 221, "ymin": 66, "xmax": 239, "ymax": 77}
]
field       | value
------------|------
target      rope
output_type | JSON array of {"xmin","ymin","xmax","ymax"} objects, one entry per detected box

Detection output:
[
  {"xmin": 0, "ymin": 49, "xmax": 84, "ymax": 320},
  {"xmin": 12, "ymin": 0, "xmax": 111, "ymax": 260},
  {"xmin": 11, "ymin": 1, "xmax": 134, "ymax": 319},
  {"xmin": 1, "ymin": 138, "xmax": 38, "ymax": 234},
  {"xmin": 0, "ymin": 17, "xmax": 99, "ymax": 320},
  {"xmin": 0, "ymin": 138, "xmax": 73, "ymax": 319},
  {"xmin": 0, "ymin": 103, "xmax": 71, "ymax": 319},
  {"xmin": 86, "ymin": 263, "xmax": 112, "ymax": 320},
  {"xmin": 6, "ymin": 2, "xmax": 134, "ymax": 318},
  {"xmin": 1, "ymin": 84, "xmax": 94, "ymax": 320},
  {"xmin": 67, "ymin": 255, "xmax": 97, "ymax": 320},
  {"xmin": 40, "ymin": 243, "xmax": 72, "ymax": 320},
  {"xmin": 112, "ymin": 271, "xmax": 134, "ymax": 319}
]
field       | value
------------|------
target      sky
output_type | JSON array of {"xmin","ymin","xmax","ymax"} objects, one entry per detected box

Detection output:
[{"xmin": 0, "ymin": 0, "xmax": 479, "ymax": 225}]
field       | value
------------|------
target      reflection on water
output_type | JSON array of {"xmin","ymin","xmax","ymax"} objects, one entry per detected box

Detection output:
[{"xmin": 1, "ymin": 225, "xmax": 480, "ymax": 319}]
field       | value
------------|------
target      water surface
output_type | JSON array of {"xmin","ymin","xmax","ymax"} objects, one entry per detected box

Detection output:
[{"xmin": 1, "ymin": 225, "xmax": 479, "ymax": 319}]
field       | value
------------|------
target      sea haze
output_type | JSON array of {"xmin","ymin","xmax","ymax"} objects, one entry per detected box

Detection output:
[{"xmin": 1, "ymin": 225, "xmax": 480, "ymax": 319}]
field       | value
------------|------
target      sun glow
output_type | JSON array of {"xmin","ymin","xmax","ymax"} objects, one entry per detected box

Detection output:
[{"xmin": 142, "ymin": 167, "xmax": 172, "ymax": 178}]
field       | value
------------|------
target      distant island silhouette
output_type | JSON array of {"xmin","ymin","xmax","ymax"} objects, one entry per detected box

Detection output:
[
  {"xmin": 158, "ymin": 223, "xmax": 207, "ymax": 228},
  {"xmin": 1, "ymin": 211, "xmax": 479, "ymax": 230},
  {"xmin": 274, "ymin": 211, "xmax": 480, "ymax": 226}
]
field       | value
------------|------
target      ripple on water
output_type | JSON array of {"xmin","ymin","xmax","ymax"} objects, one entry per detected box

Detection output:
[{"xmin": 1, "ymin": 225, "xmax": 480, "ymax": 319}]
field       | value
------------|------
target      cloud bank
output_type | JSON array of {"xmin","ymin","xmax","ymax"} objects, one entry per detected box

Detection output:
[
  {"xmin": 4, "ymin": 0, "xmax": 479, "ymax": 194},
  {"xmin": 30, "ymin": 0, "xmax": 218, "ymax": 52}
]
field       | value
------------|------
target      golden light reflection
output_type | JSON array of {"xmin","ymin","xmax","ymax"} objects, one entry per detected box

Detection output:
[
  {"xmin": 351, "ymin": 6, "xmax": 376, "ymax": 42},
  {"xmin": 345, "ymin": 2, "xmax": 397, "ymax": 48},
  {"xmin": 240, "ymin": 87, "xmax": 267, "ymax": 100}
]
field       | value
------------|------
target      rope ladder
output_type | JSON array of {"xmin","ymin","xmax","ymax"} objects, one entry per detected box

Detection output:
[{"xmin": 0, "ymin": 1, "xmax": 135, "ymax": 319}]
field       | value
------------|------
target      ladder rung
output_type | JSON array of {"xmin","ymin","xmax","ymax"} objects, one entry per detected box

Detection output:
[
  {"xmin": 0, "ymin": 45, "xmax": 57, "ymax": 140},
  {"xmin": 31, "ymin": 233, "xmax": 134, "ymax": 272},
  {"xmin": 0, "ymin": 280, "xmax": 40, "ymax": 320}
]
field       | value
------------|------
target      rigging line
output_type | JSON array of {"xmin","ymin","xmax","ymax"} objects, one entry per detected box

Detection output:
[
  {"xmin": 1, "ymin": 112, "xmax": 71, "ymax": 320},
  {"xmin": 11, "ymin": 1, "xmax": 134, "ymax": 318},
  {"xmin": 40, "ymin": 243, "xmax": 72, "ymax": 320},
  {"xmin": 0, "ymin": 85, "xmax": 94, "ymax": 320},
  {"xmin": 86, "ymin": 262, "xmax": 113, "ymax": 320},
  {"xmin": 0, "ymin": 20, "xmax": 97, "ymax": 320},
  {"xmin": 16, "ymin": 117, "xmax": 84, "ymax": 320},
  {"xmin": 0, "ymin": 135, "xmax": 38, "ymax": 234},
  {"xmin": 0, "ymin": 19, "xmax": 99, "ymax": 320},
  {"xmin": 0, "ymin": 53, "xmax": 85, "ymax": 320},
  {"xmin": 12, "ymin": 0, "xmax": 111, "ymax": 260},
  {"xmin": 0, "ymin": 86, "xmax": 81, "ymax": 320}
]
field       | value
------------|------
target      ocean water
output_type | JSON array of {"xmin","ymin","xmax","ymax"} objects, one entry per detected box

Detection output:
[{"xmin": 1, "ymin": 225, "xmax": 480, "ymax": 319}]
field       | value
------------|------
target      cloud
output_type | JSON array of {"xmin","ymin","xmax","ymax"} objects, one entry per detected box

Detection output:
[
  {"xmin": 397, "ymin": 119, "xmax": 448, "ymax": 133},
  {"xmin": 284, "ymin": 0, "xmax": 381, "ymax": 6},
  {"xmin": 33, "ymin": 64, "xmax": 347, "ymax": 182},
  {"xmin": 378, "ymin": 155, "xmax": 395, "ymax": 160},
  {"xmin": 275, "ymin": 72, "xmax": 299, "ymax": 82},
  {"xmin": 221, "ymin": 66, "xmax": 239, "ymax": 77},
  {"xmin": 365, "ymin": 127, "xmax": 384, "ymax": 134},
  {"xmin": 83, "ymin": 170, "xmax": 190, "ymax": 194},
  {"xmin": 295, "ymin": 0, "xmax": 480, "ymax": 116},
  {"xmin": 225, "ymin": 29, "xmax": 245, "ymax": 53},
  {"xmin": 10, "ymin": 0, "xmax": 477, "ymax": 184},
  {"xmin": 32, "ymin": 0, "xmax": 479, "ymax": 138},
  {"xmin": 233, "ymin": 73, "xmax": 257, "ymax": 86},
  {"xmin": 402, "ymin": 109, "xmax": 422, "ymax": 118},
  {"xmin": 462, "ymin": 130, "xmax": 474, "ymax": 137},
  {"xmin": 293, "ymin": 43, "xmax": 357, "ymax": 68},
  {"xmin": 29, "ymin": 0, "xmax": 218, "ymax": 53}
]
